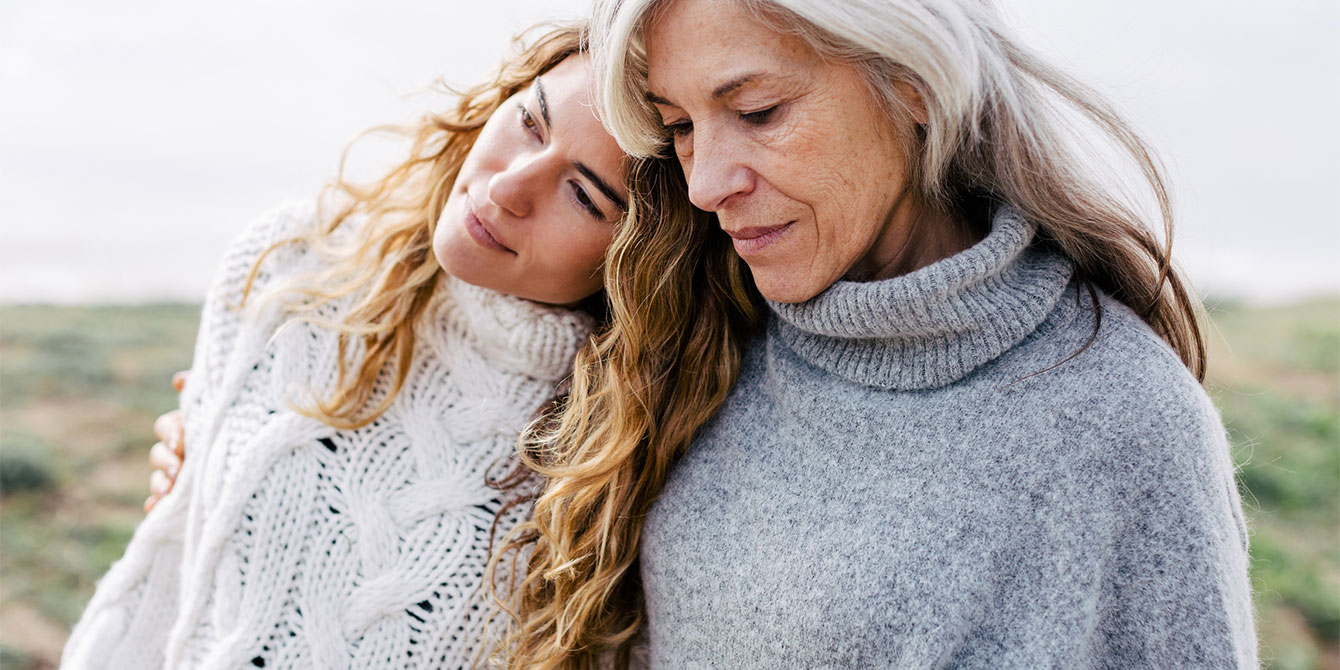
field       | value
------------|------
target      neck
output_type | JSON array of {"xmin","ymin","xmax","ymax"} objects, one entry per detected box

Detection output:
[
  {"xmin": 846, "ymin": 198, "xmax": 985, "ymax": 283},
  {"xmin": 769, "ymin": 205, "xmax": 1075, "ymax": 390}
]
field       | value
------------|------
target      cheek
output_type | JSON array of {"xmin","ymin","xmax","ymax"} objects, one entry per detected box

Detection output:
[
  {"xmin": 571, "ymin": 228, "xmax": 613, "ymax": 276},
  {"xmin": 431, "ymin": 196, "xmax": 462, "ymax": 258},
  {"xmin": 462, "ymin": 114, "xmax": 515, "ymax": 173},
  {"xmin": 766, "ymin": 127, "xmax": 858, "ymax": 244},
  {"xmin": 806, "ymin": 118, "xmax": 903, "ymax": 238},
  {"xmin": 538, "ymin": 226, "xmax": 613, "ymax": 297}
]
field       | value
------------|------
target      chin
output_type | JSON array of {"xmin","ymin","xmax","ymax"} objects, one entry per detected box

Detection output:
[
  {"xmin": 752, "ymin": 273, "xmax": 819, "ymax": 304},
  {"xmin": 432, "ymin": 232, "xmax": 490, "ymax": 290}
]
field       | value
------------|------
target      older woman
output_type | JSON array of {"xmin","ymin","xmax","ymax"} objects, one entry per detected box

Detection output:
[{"xmin": 496, "ymin": 0, "xmax": 1257, "ymax": 668}]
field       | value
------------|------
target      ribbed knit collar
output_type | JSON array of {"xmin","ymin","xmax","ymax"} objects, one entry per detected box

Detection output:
[
  {"xmin": 769, "ymin": 207, "xmax": 1074, "ymax": 391},
  {"xmin": 426, "ymin": 275, "xmax": 596, "ymax": 383}
]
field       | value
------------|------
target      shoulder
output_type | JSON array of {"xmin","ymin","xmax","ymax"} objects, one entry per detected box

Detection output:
[
  {"xmin": 985, "ymin": 285, "xmax": 1227, "ymax": 470},
  {"xmin": 1076, "ymin": 289, "xmax": 1213, "ymax": 429},
  {"xmin": 995, "ymin": 284, "xmax": 1210, "ymax": 419},
  {"xmin": 185, "ymin": 200, "xmax": 335, "ymax": 395},
  {"xmin": 212, "ymin": 199, "xmax": 322, "ymax": 292},
  {"xmin": 240, "ymin": 199, "xmax": 320, "ymax": 247},
  {"xmin": 206, "ymin": 198, "xmax": 379, "ymax": 313},
  {"xmin": 982, "ymin": 288, "xmax": 1248, "ymax": 542},
  {"xmin": 1004, "ymin": 288, "xmax": 1237, "ymax": 517}
]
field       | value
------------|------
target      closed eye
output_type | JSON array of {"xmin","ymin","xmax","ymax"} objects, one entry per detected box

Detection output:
[
  {"xmin": 663, "ymin": 120, "xmax": 693, "ymax": 138},
  {"xmin": 663, "ymin": 120, "xmax": 694, "ymax": 159},
  {"xmin": 740, "ymin": 106, "xmax": 778, "ymax": 125}
]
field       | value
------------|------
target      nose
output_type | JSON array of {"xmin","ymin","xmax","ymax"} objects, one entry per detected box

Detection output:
[
  {"xmin": 486, "ymin": 151, "xmax": 550, "ymax": 218},
  {"xmin": 684, "ymin": 129, "xmax": 754, "ymax": 212}
]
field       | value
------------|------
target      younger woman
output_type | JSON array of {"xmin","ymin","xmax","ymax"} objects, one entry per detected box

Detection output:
[{"xmin": 63, "ymin": 22, "xmax": 697, "ymax": 670}]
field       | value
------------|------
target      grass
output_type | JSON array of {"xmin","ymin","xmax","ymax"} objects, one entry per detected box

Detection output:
[
  {"xmin": 0, "ymin": 299, "xmax": 1337, "ymax": 668},
  {"xmin": 1203, "ymin": 298, "xmax": 1340, "ymax": 669},
  {"xmin": 0, "ymin": 303, "xmax": 198, "ymax": 666}
]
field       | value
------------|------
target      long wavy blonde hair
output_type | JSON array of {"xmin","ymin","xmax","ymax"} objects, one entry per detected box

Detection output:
[
  {"xmin": 488, "ymin": 157, "xmax": 763, "ymax": 668},
  {"xmin": 239, "ymin": 23, "xmax": 590, "ymax": 430},
  {"xmin": 499, "ymin": 0, "xmax": 1210, "ymax": 666}
]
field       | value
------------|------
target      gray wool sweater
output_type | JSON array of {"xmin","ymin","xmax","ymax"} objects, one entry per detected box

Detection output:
[{"xmin": 639, "ymin": 208, "xmax": 1257, "ymax": 668}]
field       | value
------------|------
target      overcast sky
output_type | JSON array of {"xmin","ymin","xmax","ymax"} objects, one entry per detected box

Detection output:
[{"xmin": 1, "ymin": 0, "xmax": 1336, "ymax": 304}]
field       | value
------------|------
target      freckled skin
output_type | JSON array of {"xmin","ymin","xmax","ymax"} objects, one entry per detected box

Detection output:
[
  {"xmin": 647, "ymin": 0, "xmax": 966, "ymax": 303},
  {"xmin": 433, "ymin": 55, "xmax": 627, "ymax": 306}
]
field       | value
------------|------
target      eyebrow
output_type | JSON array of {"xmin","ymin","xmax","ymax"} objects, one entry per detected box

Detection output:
[
  {"xmin": 645, "ymin": 73, "xmax": 768, "ymax": 107},
  {"xmin": 576, "ymin": 162, "xmax": 628, "ymax": 213},
  {"xmin": 535, "ymin": 78, "xmax": 551, "ymax": 126},
  {"xmin": 646, "ymin": 91, "xmax": 674, "ymax": 106},
  {"xmin": 711, "ymin": 73, "xmax": 763, "ymax": 99}
]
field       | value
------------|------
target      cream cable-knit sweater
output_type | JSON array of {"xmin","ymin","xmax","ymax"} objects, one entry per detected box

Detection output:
[{"xmin": 63, "ymin": 202, "xmax": 595, "ymax": 669}]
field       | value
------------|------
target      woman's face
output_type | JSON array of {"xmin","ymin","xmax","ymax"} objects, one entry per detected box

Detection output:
[
  {"xmin": 434, "ymin": 55, "xmax": 628, "ymax": 306},
  {"xmin": 644, "ymin": 0, "xmax": 919, "ymax": 303}
]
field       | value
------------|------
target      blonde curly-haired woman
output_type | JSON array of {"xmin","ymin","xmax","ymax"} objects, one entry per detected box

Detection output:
[{"xmin": 62, "ymin": 22, "xmax": 713, "ymax": 670}]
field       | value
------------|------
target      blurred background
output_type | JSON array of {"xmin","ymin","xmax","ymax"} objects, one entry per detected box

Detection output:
[{"xmin": 1, "ymin": 0, "xmax": 1336, "ymax": 668}]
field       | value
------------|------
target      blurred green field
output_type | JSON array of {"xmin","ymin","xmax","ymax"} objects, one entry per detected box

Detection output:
[{"xmin": 0, "ymin": 299, "xmax": 1337, "ymax": 669}]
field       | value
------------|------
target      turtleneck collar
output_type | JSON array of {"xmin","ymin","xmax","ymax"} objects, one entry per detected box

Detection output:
[
  {"xmin": 768, "ymin": 207, "xmax": 1074, "ymax": 391},
  {"xmin": 423, "ymin": 274, "xmax": 596, "ymax": 383}
]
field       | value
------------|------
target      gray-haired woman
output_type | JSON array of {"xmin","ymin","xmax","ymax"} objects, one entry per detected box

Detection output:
[{"xmin": 497, "ymin": 0, "xmax": 1256, "ymax": 668}]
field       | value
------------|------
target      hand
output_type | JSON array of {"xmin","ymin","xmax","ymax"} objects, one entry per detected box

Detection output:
[{"xmin": 144, "ymin": 371, "xmax": 189, "ymax": 513}]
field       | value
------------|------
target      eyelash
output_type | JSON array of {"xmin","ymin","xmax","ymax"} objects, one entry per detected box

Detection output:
[
  {"xmin": 519, "ymin": 104, "xmax": 540, "ymax": 138},
  {"xmin": 663, "ymin": 104, "xmax": 780, "ymax": 140},
  {"xmin": 570, "ymin": 182, "xmax": 604, "ymax": 220},
  {"xmin": 665, "ymin": 120, "xmax": 693, "ymax": 138},
  {"xmin": 519, "ymin": 104, "xmax": 606, "ymax": 221},
  {"xmin": 741, "ymin": 106, "xmax": 778, "ymax": 125}
]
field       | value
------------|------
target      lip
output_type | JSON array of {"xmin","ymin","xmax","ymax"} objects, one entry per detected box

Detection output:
[
  {"xmin": 725, "ymin": 221, "xmax": 793, "ymax": 257},
  {"xmin": 464, "ymin": 196, "xmax": 514, "ymax": 254}
]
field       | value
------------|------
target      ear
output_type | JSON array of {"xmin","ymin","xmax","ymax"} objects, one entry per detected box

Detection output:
[{"xmin": 893, "ymin": 79, "xmax": 929, "ymax": 125}]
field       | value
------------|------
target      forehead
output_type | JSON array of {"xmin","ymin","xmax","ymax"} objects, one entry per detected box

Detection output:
[
  {"xmin": 535, "ymin": 54, "xmax": 597, "ymax": 107},
  {"xmin": 535, "ymin": 55, "xmax": 630, "ymax": 190},
  {"xmin": 645, "ymin": 0, "xmax": 818, "ymax": 99}
]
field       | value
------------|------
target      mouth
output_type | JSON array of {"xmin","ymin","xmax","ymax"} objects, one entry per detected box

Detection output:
[
  {"xmin": 464, "ymin": 197, "xmax": 515, "ymax": 254},
  {"xmin": 725, "ymin": 221, "xmax": 794, "ymax": 256}
]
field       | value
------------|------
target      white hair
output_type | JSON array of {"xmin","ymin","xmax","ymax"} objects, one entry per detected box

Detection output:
[
  {"xmin": 591, "ymin": 0, "xmax": 1022, "ymax": 190},
  {"xmin": 588, "ymin": 0, "xmax": 1209, "ymax": 378}
]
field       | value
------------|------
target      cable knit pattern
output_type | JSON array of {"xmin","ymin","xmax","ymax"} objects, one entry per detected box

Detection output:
[{"xmin": 63, "ymin": 201, "xmax": 594, "ymax": 670}]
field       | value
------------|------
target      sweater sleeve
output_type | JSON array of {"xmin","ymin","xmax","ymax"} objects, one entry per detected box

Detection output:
[
  {"xmin": 1092, "ymin": 364, "xmax": 1258, "ymax": 668},
  {"xmin": 61, "ymin": 202, "xmax": 317, "ymax": 670}
]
